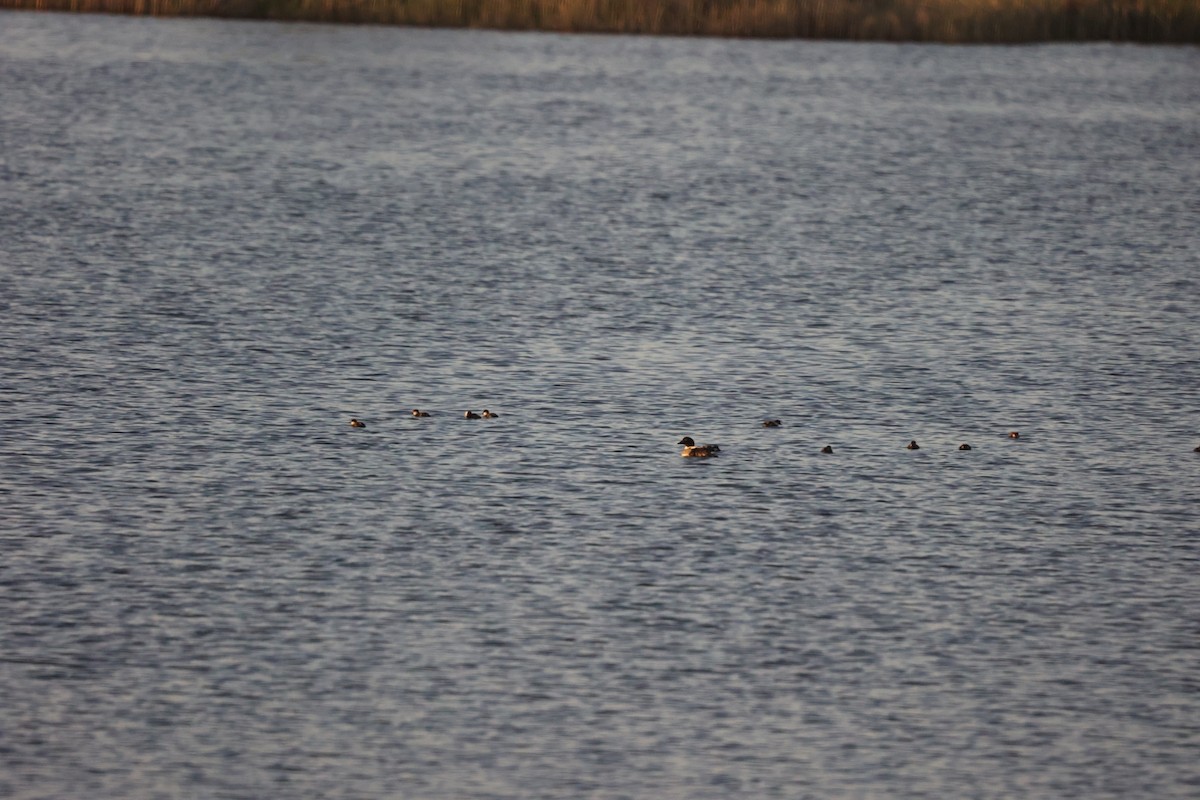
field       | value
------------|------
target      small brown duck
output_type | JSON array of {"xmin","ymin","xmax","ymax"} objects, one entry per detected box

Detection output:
[
  {"xmin": 481, "ymin": 409, "xmax": 499, "ymax": 418},
  {"xmin": 820, "ymin": 445, "xmax": 834, "ymax": 454},
  {"xmin": 349, "ymin": 418, "xmax": 366, "ymax": 428},
  {"xmin": 959, "ymin": 443, "xmax": 972, "ymax": 450},
  {"xmin": 1009, "ymin": 431, "xmax": 1020, "ymax": 439},
  {"xmin": 679, "ymin": 436, "xmax": 720, "ymax": 458},
  {"xmin": 464, "ymin": 410, "xmax": 481, "ymax": 419},
  {"xmin": 906, "ymin": 440, "xmax": 920, "ymax": 450},
  {"xmin": 762, "ymin": 419, "xmax": 782, "ymax": 428},
  {"xmin": 412, "ymin": 409, "xmax": 430, "ymax": 417}
]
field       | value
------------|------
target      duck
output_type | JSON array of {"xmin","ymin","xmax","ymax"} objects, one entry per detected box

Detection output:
[
  {"xmin": 1194, "ymin": 444, "xmax": 1200, "ymax": 453},
  {"xmin": 481, "ymin": 409, "xmax": 499, "ymax": 418},
  {"xmin": 412, "ymin": 409, "xmax": 430, "ymax": 417},
  {"xmin": 349, "ymin": 418, "xmax": 366, "ymax": 428},
  {"xmin": 820, "ymin": 445, "xmax": 834, "ymax": 454},
  {"xmin": 464, "ymin": 410, "xmax": 481, "ymax": 419},
  {"xmin": 762, "ymin": 419, "xmax": 782, "ymax": 428},
  {"xmin": 678, "ymin": 436, "xmax": 720, "ymax": 458},
  {"xmin": 1009, "ymin": 431, "xmax": 1020, "ymax": 439},
  {"xmin": 959, "ymin": 443, "xmax": 972, "ymax": 450},
  {"xmin": 906, "ymin": 440, "xmax": 920, "ymax": 450}
]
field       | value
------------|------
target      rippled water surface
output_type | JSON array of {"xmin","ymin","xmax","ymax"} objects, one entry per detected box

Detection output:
[{"xmin": 2, "ymin": 12, "xmax": 1199, "ymax": 799}]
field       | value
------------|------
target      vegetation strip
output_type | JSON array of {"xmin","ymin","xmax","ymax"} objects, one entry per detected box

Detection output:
[{"xmin": 2, "ymin": 0, "xmax": 1198, "ymax": 43}]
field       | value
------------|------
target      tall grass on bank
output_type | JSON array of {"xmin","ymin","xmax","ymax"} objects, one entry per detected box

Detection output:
[{"xmin": 2, "ymin": 0, "xmax": 1198, "ymax": 42}]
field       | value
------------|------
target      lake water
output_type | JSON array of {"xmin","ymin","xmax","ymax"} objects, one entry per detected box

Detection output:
[{"xmin": 1, "ymin": 11, "xmax": 1199, "ymax": 799}]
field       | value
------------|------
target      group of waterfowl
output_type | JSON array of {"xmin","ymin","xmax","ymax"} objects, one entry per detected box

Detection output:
[
  {"xmin": 348, "ymin": 414, "xmax": 1200, "ymax": 455},
  {"xmin": 677, "ymin": 425, "xmax": 1025, "ymax": 458},
  {"xmin": 348, "ymin": 409, "xmax": 499, "ymax": 428}
]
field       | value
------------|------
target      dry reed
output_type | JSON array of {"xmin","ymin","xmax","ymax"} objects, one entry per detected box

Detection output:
[{"xmin": 1, "ymin": 0, "xmax": 1197, "ymax": 42}]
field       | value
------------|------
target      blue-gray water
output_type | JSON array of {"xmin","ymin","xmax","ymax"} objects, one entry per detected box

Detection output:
[{"xmin": 2, "ymin": 11, "xmax": 1199, "ymax": 799}]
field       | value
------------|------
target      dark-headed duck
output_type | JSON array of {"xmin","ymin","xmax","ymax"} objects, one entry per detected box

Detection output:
[
  {"xmin": 1009, "ymin": 431, "xmax": 1020, "ymax": 439},
  {"xmin": 349, "ymin": 418, "xmax": 366, "ymax": 428},
  {"xmin": 959, "ymin": 443, "xmax": 972, "ymax": 450},
  {"xmin": 481, "ymin": 409, "xmax": 499, "ymax": 418},
  {"xmin": 762, "ymin": 419, "xmax": 782, "ymax": 428},
  {"xmin": 906, "ymin": 440, "xmax": 920, "ymax": 450},
  {"xmin": 412, "ymin": 409, "xmax": 430, "ymax": 417},
  {"xmin": 679, "ymin": 436, "xmax": 720, "ymax": 458},
  {"xmin": 464, "ymin": 410, "xmax": 481, "ymax": 419},
  {"xmin": 820, "ymin": 445, "xmax": 834, "ymax": 454}
]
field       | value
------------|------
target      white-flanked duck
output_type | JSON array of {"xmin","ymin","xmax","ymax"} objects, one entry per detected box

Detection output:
[{"xmin": 679, "ymin": 436, "xmax": 720, "ymax": 458}]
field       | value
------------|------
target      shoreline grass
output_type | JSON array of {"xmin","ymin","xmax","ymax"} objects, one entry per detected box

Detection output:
[{"xmin": 2, "ymin": 0, "xmax": 1197, "ymax": 43}]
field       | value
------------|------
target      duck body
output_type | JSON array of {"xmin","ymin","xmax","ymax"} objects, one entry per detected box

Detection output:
[
  {"xmin": 464, "ymin": 411, "xmax": 481, "ymax": 419},
  {"xmin": 481, "ymin": 410, "xmax": 499, "ymax": 418},
  {"xmin": 762, "ymin": 419, "xmax": 782, "ymax": 428},
  {"xmin": 412, "ymin": 409, "xmax": 430, "ymax": 417},
  {"xmin": 906, "ymin": 440, "xmax": 920, "ymax": 450},
  {"xmin": 678, "ymin": 436, "xmax": 720, "ymax": 458},
  {"xmin": 959, "ymin": 443, "xmax": 972, "ymax": 450},
  {"xmin": 1009, "ymin": 431, "xmax": 1020, "ymax": 439},
  {"xmin": 820, "ymin": 445, "xmax": 833, "ymax": 454},
  {"xmin": 349, "ymin": 418, "xmax": 366, "ymax": 428}
]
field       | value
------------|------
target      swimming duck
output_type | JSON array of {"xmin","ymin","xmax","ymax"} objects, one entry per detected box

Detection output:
[
  {"xmin": 1194, "ymin": 444, "xmax": 1200, "ymax": 452},
  {"xmin": 464, "ymin": 410, "xmax": 481, "ymax": 419},
  {"xmin": 678, "ymin": 436, "xmax": 720, "ymax": 458},
  {"xmin": 412, "ymin": 409, "xmax": 430, "ymax": 417},
  {"xmin": 959, "ymin": 443, "xmax": 972, "ymax": 450},
  {"xmin": 820, "ymin": 445, "xmax": 834, "ymax": 454},
  {"xmin": 762, "ymin": 419, "xmax": 782, "ymax": 428},
  {"xmin": 349, "ymin": 418, "xmax": 366, "ymax": 428},
  {"xmin": 1009, "ymin": 431, "xmax": 1020, "ymax": 439},
  {"xmin": 481, "ymin": 409, "xmax": 499, "ymax": 418},
  {"xmin": 906, "ymin": 440, "xmax": 920, "ymax": 450}
]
